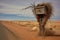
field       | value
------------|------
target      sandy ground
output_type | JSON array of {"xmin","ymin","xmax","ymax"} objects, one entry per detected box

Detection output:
[{"xmin": 0, "ymin": 21, "xmax": 60, "ymax": 40}]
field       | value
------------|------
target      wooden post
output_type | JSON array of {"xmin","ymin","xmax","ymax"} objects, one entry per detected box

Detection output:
[{"xmin": 37, "ymin": 14, "xmax": 46, "ymax": 36}]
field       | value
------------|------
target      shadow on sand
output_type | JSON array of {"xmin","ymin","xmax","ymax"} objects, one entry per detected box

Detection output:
[{"xmin": 0, "ymin": 23, "xmax": 20, "ymax": 40}]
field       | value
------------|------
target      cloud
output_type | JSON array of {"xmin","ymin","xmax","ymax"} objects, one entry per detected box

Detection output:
[
  {"xmin": 0, "ymin": 0, "xmax": 60, "ymax": 20},
  {"xmin": 0, "ymin": 3, "xmax": 34, "ymax": 18}
]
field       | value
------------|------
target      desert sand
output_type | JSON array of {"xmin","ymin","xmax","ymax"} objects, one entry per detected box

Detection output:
[{"xmin": 0, "ymin": 20, "xmax": 60, "ymax": 40}]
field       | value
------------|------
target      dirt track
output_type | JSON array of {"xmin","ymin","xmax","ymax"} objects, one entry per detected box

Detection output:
[{"xmin": 0, "ymin": 22, "xmax": 60, "ymax": 40}]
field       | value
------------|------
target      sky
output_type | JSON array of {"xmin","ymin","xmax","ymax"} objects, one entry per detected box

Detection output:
[{"xmin": 0, "ymin": 0, "xmax": 60, "ymax": 21}]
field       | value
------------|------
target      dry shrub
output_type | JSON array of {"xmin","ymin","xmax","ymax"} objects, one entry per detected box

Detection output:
[{"xmin": 45, "ymin": 28, "xmax": 55, "ymax": 36}]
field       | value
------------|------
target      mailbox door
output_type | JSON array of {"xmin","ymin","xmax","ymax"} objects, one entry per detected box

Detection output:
[{"xmin": 35, "ymin": 7, "xmax": 46, "ymax": 14}]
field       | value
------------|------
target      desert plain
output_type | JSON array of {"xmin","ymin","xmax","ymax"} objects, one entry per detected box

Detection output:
[{"xmin": 0, "ymin": 20, "xmax": 60, "ymax": 40}]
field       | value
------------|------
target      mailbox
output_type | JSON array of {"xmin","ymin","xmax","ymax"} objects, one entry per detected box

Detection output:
[
  {"xmin": 35, "ymin": 5, "xmax": 46, "ymax": 15},
  {"xmin": 34, "ymin": 5, "xmax": 46, "ymax": 18}
]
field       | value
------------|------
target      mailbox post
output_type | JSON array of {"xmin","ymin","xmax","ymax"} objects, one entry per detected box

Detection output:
[{"xmin": 34, "ymin": 4, "xmax": 47, "ymax": 36}]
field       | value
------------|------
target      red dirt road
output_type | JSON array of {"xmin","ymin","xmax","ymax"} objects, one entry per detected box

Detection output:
[{"xmin": 1, "ymin": 22, "xmax": 60, "ymax": 40}]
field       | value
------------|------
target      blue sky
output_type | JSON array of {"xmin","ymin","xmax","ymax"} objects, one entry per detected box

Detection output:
[{"xmin": 0, "ymin": 0, "xmax": 60, "ymax": 21}]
